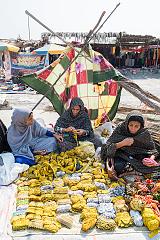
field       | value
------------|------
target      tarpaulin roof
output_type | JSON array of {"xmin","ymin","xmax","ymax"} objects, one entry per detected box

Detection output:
[
  {"xmin": 0, "ymin": 42, "xmax": 19, "ymax": 52},
  {"xmin": 33, "ymin": 43, "xmax": 65, "ymax": 55}
]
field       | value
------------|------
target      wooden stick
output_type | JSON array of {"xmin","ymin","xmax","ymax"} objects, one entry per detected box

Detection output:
[
  {"xmin": 25, "ymin": 10, "xmax": 101, "ymax": 63},
  {"xmin": 119, "ymin": 80, "xmax": 160, "ymax": 114},
  {"xmin": 30, "ymin": 4, "xmax": 120, "ymax": 111}
]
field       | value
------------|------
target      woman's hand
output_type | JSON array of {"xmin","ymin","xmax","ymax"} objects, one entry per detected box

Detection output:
[
  {"xmin": 54, "ymin": 134, "xmax": 63, "ymax": 142},
  {"xmin": 64, "ymin": 127, "xmax": 75, "ymax": 132},
  {"xmin": 76, "ymin": 129, "xmax": 86, "ymax": 136},
  {"xmin": 116, "ymin": 137, "xmax": 134, "ymax": 149},
  {"xmin": 122, "ymin": 137, "xmax": 134, "ymax": 146}
]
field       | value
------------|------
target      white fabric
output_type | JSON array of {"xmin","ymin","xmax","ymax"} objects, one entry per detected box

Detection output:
[
  {"xmin": 94, "ymin": 122, "xmax": 113, "ymax": 144},
  {"xmin": 0, "ymin": 153, "xmax": 29, "ymax": 186},
  {"xmin": 0, "ymin": 184, "xmax": 16, "ymax": 240}
]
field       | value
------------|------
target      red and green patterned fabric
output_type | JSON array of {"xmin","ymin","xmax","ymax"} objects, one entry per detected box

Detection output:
[{"xmin": 21, "ymin": 45, "xmax": 124, "ymax": 127}]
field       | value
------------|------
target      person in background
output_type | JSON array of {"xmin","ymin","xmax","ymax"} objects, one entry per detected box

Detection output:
[
  {"xmin": 7, "ymin": 108, "xmax": 63, "ymax": 166},
  {"xmin": 0, "ymin": 119, "xmax": 11, "ymax": 154},
  {"xmin": 101, "ymin": 111, "xmax": 160, "ymax": 178},
  {"xmin": 54, "ymin": 97, "xmax": 101, "ymax": 152}
]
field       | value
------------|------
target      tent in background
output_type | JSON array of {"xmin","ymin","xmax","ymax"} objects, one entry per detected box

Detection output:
[
  {"xmin": 33, "ymin": 43, "xmax": 65, "ymax": 55},
  {"xmin": 21, "ymin": 45, "xmax": 122, "ymax": 127},
  {"xmin": 0, "ymin": 42, "xmax": 19, "ymax": 53}
]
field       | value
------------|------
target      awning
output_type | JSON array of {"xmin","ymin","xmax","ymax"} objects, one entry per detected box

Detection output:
[
  {"xmin": 33, "ymin": 43, "xmax": 65, "ymax": 55},
  {"xmin": 0, "ymin": 42, "xmax": 19, "ymax": 52}
]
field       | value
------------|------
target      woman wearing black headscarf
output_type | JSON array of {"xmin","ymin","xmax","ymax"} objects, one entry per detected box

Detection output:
[
  {"xmin": 101, "ymin": 111, "xmax": 159, "ymax": 177},
  {"xmin": 54, "ymin": 97, "xmax": 98, "ymax": 152}
]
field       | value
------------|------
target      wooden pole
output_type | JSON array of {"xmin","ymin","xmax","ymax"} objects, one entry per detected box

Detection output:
[{"xmin": 29, "ymin": 4, "xmax": 120, "ymax": 111}]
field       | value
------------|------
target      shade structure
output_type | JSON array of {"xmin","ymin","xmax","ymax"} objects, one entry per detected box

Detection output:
[
  {"xmin": 34, "ymin": 43, "xmax": 65, "ymax": 55},
  {"xmin": 21, "ymin": 45, "xmax": 123, "ymax": 127},
  {"xmin": 0, "ymin": 42, "xmax": 19, "ymax": 52}
]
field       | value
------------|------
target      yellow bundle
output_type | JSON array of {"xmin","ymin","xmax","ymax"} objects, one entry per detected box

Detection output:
[
  {"xmin": 66, "ymin": 179, "xmax": 80, "ymax": 187},
  {"xmin": 110, "ymin": 182, "xmax": 120, "ymax": 188},
  {"xmin": 94, "ymin": 179, "xmax": 106, "ymax": 184},
  {"xmin": 97, "ymin": 189, "xmax": 109, "ymax": 194},
  {"xmin": 29, "ymin": 195, "xmax": 42, "ymax": 202},
  {"xmin": 81, "ymin": 207, "xmax": 98, "ymax": 232},
  {"xmin": 41, "ymin": 193, "xmax": 54, "ymax": 202},
  {"xmin": 82, "ymin": 218, "xmax": 97, "ymax": 232},
  {"xmin": 28, "ymin": 179, "xmax": 41, "ymax": 187},
  {"xmin": 28, "ymin": 219, "xmax": 44, "ymax": 230},
  {"xmin": 29, "ymin": 187, "xmax": 41, "ymax": 196},
  {"xmin": 71, "ymin": 195, "xmax": 86, "ymax": 212},
  {"xmin": 96, "ymin": 216, "xmax": 117, "ymax": 230},
  {"xmin": 92, "ymin": 168, "xmax": 103, "ymax": 176},
  {"xmin": 52, "ymin": 178, "xmax": 64, "ymax": 187},
  {"xmin": 142, "ymin": 208, "xmax": 160, "ymax": 231},
  {"xmin": 112, "ymin": 196, "xmax": 124, "ymax": 203},
  {"xmin": 53, "ymin": 194, "xmax": 69, "ymax": 201},
  {"xmin": 114, "ymin": 200, "xmax": 129, "ymax": 213},
  {"xmin": 44, "ymin": 221, "xmax": 61, "ymax": 233},
  {"xmin": 53, "ymin": 187, "xmax": 69, "ymax": 194},
  {"xmin": 29, "ymin": 201, "xmax": 43, "ymax": 208},
  {"xmin": 115, "ymin": 212, "xmax": 133, "ymax": 228},
  {"xmin": 83, "ymin": 191, "xmax": 97, "ymax": 200},
  {"xmin": 72, "ymin": 201, "xmax": 86, "ymax": 212},
  {"xmin": 81, "ymin": 173, "xmax": 93, "ymax": 181},
  {"xmin": 26, "ymin": 206, "xmax": 43, "ymax": 215},
  {"xmin": 130, "ymin": 197, "xmax": 145, "ymax": 211},
  {"xmin": 81, "ymin": 207, "xmax": 98, "ymax": 220},
  {"xmin": 57, "ymin": 199, "xmax": 71, "ymax": 205},
  {"xmin": 43, "ymin": 205, "xmax": 57, "ymax": 212},
  {"xmin": 71, "ymin": 180, "xmax": 96, "ymax": 192},
  {"xmin": 43, "ymin": 205, "xmax": 57, "ymax": 216},
  {"xmin": 71, "ymin": 195, "xmax": 84, "ymax": 204},
  {"xmin": 26, "ymin": 213, "xmax": 35, "ymax": 220},
  {"xmin": 12, "ymin": 218, "xmax": 29, "ymax": 231},
  {"xmin": 83, "ymin": 184, "xmax": 97, "ymax": 192}
]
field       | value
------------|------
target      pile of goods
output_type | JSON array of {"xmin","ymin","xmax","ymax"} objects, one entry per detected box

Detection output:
[{"xmin": 11, "ymin": 144, "xmax": 160, "ymax": 236}]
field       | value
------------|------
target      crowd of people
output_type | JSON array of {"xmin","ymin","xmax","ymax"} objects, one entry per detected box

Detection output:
[{"xmin": 0, "ymin": 97, "xmax": 160, "ymax": 181}]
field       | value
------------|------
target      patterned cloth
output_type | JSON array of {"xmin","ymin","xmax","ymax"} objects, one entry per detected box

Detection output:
[{"xmin": 21, "ymin": 45, "xmax": 123, "ymax": 127}]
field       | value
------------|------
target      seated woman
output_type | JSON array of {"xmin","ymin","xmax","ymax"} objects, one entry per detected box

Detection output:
[
  {"xmin": 101, "ymin": 111, "xmax": 160, "ymax": 178},
  {"xmin": 0, "ymin": 119, "xmax": 11, "ymax": 154},
  {"xmin": 7, "ymin": 108, "xmax": 63, "ymax": 166},
  {"xmin": 54, "ymin": 97, "xmax": 100, "ymax": 152}
]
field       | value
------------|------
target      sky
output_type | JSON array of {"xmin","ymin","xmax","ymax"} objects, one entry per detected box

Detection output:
[{"xmin": 0, "ymin": 0, "xmax": 160, "ymax": 41}]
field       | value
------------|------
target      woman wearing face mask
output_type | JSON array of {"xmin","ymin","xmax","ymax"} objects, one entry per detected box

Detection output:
[
  {"xmin": 7, "ymin": 108, "xmax": 63, "ymax": 166},
  {"xmin": 54, "ymin": 97, "xmax": 99, "ymax": 152},
  {"xmin": 101, "ymin": 111, "xmax": 160, "ymax": 178}
]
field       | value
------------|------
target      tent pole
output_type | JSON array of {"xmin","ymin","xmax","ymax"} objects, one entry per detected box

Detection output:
[
  {"xmin": 155, "ymin": 39, "xmax": 159, "ymax": 69},
  {"xmin": 30, "ymin": 4, "xmax": 121, "ymax": 111},
  {"xmin": 28, "ymin": 16, "xmax": 31, "ymax": 41}
]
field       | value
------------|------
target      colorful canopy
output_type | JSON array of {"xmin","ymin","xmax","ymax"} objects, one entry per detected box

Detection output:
[
  {"xmin": 21, "ymin": 45, "xmax": 124, "ymax": 127},
  {"xmin": 0, "ymin": 42, "xmax": 19, "ymax": 52},
  {"xmin": 34, "ymin": 43, "xmax": 65, "ymax": 55}
]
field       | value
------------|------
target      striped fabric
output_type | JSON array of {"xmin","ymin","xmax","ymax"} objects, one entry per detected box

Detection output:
[{"xmin": 21, "ymin": 45, "xmax": 124, "ymax": 127}]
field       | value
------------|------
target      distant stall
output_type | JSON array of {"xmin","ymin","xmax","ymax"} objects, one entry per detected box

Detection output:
[{"xmin": 0, "ymin": 42, "xmax": 19, "ymax": 80}]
